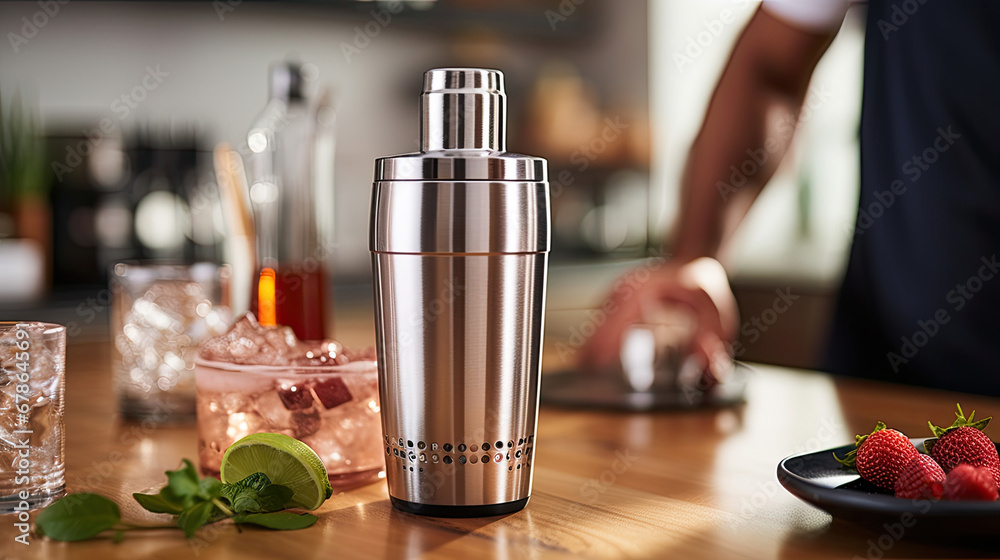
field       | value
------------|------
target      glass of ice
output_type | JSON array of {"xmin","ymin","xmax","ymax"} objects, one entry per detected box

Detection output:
[
  {"xmin": 111, "ymin": 262, "xmax": 232, "ymax": 422},
  {"xmin": 0, "ymin": 322, "xmax": 66, "ymax": 512},
  {"xmin": 196, "ymin": 315, "xmax": 383, "ymax": 490}
]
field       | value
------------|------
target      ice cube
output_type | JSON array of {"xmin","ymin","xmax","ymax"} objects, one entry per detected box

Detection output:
[
  {"xmin": 255, "ymin": 389, "xmax": 293, "ymax": 427},
  {"xmin": 341, "ymin": 346, "xmax": 376, "ymax": 363},
  {"xmin": 0, "ymin": 323, "xmax": 65, "ymax": 491},
  {"xmin": 277, "ymin": 384, "xmax": 314, "ymax": 411},
  {"xmin": 198, "ymin": 313, "xmax": 262, "ymax": 363},
  {"xmin": 198, "ymin": 313, "xmax": 375, "ymax": 368},
  {"xmin": 290, "ymin": 409, "xmax": 322, "ymax": 439},
  {"xmin": 198, "ymin": 313, "xmax": 298, "ymax": 366},
  {"xmin": 312, "ymin": 377, "xmax": 353, "ymax": 409}
]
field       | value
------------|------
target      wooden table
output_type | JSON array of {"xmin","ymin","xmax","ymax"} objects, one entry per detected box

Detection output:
[{"xmin": 3, "ymin": 329, "xmax": 998, "ymax": 559}]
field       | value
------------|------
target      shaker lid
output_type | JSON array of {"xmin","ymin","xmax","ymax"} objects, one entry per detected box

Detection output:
[
  {"xmin": 370, "ymin": 68, "xmax": 550, "ymax": 254},
  {"xmin": 374, "ymin": 68, "xmax": 546, "ymax": 182}
]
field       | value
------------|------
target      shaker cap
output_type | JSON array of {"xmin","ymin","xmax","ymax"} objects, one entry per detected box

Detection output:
[
  {"xmin": 422, "ymin": 68, "xmax": 505, "ymax": 152},
  {"xmin": 370, "ymin": 68, "xmax": 550, "ymax": 254},
  {"xmin": 374, "ymin": 68, "xmax": 546, "ymax": 182}
]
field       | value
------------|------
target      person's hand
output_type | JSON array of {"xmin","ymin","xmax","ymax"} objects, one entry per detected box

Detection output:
[{"xmin": 577, "ymin": 257, "xmax": 739, "ymax": 385}]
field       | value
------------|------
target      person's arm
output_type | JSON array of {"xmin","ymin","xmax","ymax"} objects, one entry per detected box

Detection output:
[
  {"xmin": 672, "ymin": 6, "xmax": 841, "ymax": 263},
  {"xmin": 580, "ymin": 5, "xmax": 845, "ymax": 374}
]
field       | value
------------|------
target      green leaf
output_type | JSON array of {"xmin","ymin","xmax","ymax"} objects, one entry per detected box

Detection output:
[
  {"xmin": 233, "ymin": 512, "xmax": 318, "ymax": 531},
  {"xmin": 166, "ymin": 459, "xmax": 201, "ymax": 501},
  {"xmin": 133, "ymin": 491, "xmax": 185, "ymax": 515},
  {"xmin": 834, "ymin": 421, "xmax": 887, "ymax": 469},
  {"xmin": 928, "ymin": 403, "xmax": 992, "ymax": 438},
  {"xmin": 160, "ymin": 485, "xmax": 193, "ymax": 510},
  {"xmin": 255, "ymin": 485, "xmax": 293, "ymax": 512},
  {"xmin": 113, "ymin": 530, "xmax": 125, "ymax": 543},
  {"xmin": 177, "ymin": 500, "xmax": 215, "ymax": 539},
  {"xmin": 222, "ymin": 473, "xmax": 293, "ymax": 513},
  {"xmin": 36, "ymin": 493, "xmax": 121, "ymax": 542},
  {"xmin": 223, "ymin": 472, "xmax": 271, "ymax": 496},
  {"xmin": 198, "ymin": 477, "xmax": 224, "ymax": 501}
]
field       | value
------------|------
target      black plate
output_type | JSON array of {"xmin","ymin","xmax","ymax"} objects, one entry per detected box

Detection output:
[{"xmin": 777, "ymin": 438, "xmax": 1000, "ymax": 536}]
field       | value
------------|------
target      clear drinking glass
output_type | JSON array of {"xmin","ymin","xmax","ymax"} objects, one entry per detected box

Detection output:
[
  {"xmin": 195, "ymin": 358, "xmax": 384, "ymax": 490},
  {"xmin": 111, "ymin": 262, "xmax": 231, "ymax": 422},
  {"xmin": 619, "ymin": 304, "xmax": 701, "ymax": 393},
  {"xmin": 0, "ymin": 322, "xmax": 66, "ymax": 512}
]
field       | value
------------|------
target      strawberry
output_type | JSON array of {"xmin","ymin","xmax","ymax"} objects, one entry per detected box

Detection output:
[
  {"xmin": 942, "ymin": 464, "xmax": 999, "ymax": 501},
  {"xmin": 894, "ymin": 455, "xmax": 945, "ymax": 500},
  {"xmin": 835, "ymin": 421, "xmax": 920, "ymax": 490},
  {"xmin": 926, "ymin": 403, "xmax": 1000, "ymax": 489}
]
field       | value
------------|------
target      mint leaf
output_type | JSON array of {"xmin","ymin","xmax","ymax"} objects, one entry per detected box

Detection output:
[
  {"xmin": 233, "ymin": 512, "xmax": 318, "ymax": 531},
  {"xmin": 159, "ymin": 485, "xmax": 191, "ymax": 510},
  {"xmin": 166, "ymin": 459, "xmax": 201, "ymax": 501},
  {"xmin": 223, "ymin": 472, "xmax": 271, "ymax": 495},
  {"xmin": 177, "ymin": 500, "xmax": 215, "ymax": 539},
  {"xmin": 222, "ymin": 473, "xmax": 293, "ymax": 513},
  {"xmin": 37, "ymin": 494, "xmax": 121, "ymax": 541},
  {"xmin": 255, "ymin": 485, "xmax": 293, "ymax": 512},
  {"xmin": 197, "ymin": 477, "xmax": 223, "ymax": 501},
  {"xmin": 132, "ymin": 491, "xmax": 185, "ymax": 515},
  {"xmin": 136, "ymin": 460, "xmax": 210, "ymax": 514}
]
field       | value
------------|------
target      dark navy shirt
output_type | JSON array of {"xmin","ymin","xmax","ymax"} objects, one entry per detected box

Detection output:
[{"xmin": 824, "ymin": 1, "xmax": 1000, "ymax": 395}]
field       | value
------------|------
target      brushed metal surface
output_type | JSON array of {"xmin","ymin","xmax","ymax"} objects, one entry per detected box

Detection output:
[
  {"xmin": 374, "ymin": 153, "xmax": 546, "ymax": 182},
  {"xmin": 369, "ymin": 181, "xmax": 550, "ymax": 254},
  {"xmin": 370, "ymin": 68, "xmax": 550, "ymax": 511},
  {"xmin": 372, "ymin": 252, "xmax": 547, "ymax": 506},
  {"xmin": 421, "ymin": 68, "xmax": 504, "ymax": 152}
]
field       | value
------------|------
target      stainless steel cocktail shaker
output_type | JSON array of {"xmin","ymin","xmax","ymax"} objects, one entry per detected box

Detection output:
[{"xmin": 370, "ymin": 68, "xmax": 549, "ymax": 517}]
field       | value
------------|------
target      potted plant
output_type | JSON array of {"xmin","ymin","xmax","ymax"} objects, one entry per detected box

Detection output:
[{"xmin": 0, "ymin": 90, "xmax": 50, "ymax": 301}]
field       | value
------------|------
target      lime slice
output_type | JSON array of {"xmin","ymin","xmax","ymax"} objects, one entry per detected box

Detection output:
[{"xmin": 220, "ymin": 433, "xmax": 333, "ymax": 510}]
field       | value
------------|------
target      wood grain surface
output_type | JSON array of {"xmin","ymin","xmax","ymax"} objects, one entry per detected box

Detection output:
[{"xmin": 2, "ymin": 321, "xmax": 998, "ymax": 559}]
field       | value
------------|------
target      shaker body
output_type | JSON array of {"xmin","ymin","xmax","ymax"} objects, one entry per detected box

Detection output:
[
  {"xmin": 373, "ymin": 250, "xmax": 546, "ymax": 514},
  {"xmin": 370, "ymin": 68, "xmax": 549, "ymax": 517}
]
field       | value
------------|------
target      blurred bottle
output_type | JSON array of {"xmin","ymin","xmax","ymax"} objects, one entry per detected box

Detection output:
[{"xmin": 245, "ymin": 61, "xmax": 335, "ymax": 340}]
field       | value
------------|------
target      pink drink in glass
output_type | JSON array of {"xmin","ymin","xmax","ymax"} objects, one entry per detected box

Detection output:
[{"xmin": 195, "ymin": 315, "xmax": 383, "ymax": 490}]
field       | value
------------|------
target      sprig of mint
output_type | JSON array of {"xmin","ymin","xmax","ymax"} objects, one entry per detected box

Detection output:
[
  {"xmin": 220, "ymin": 471, "xmax": 293, "ymax": 514},
  {"xmin": 36, "ymin": 459, "xmax": 319, "ymax": 542}
]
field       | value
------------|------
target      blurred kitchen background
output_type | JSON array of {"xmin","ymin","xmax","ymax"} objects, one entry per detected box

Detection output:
[{"xmin": 0, "ymin": 0, "xmax": 864, "ymax": 369}]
